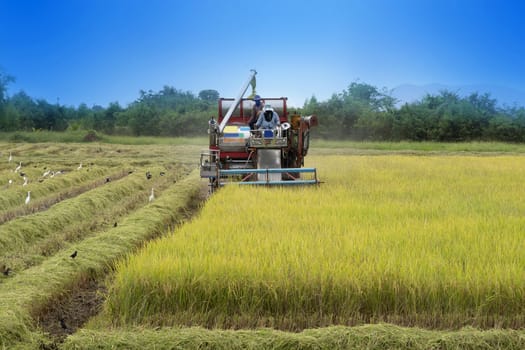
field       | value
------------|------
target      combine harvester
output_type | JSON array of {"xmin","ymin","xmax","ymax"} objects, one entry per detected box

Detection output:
[{"xmin": 200, "ymin": 70, "xmax": 319, "ymax": 192}]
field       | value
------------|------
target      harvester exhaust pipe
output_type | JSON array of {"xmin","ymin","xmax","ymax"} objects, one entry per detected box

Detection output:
[{"xmin": 218, "ymin": 69, "xmax": 257, "ymax": 133}]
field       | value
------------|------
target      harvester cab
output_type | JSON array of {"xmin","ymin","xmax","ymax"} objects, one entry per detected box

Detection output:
[{"xmin": 200, "ymin": 70, "xmax": 319, "ymax": 192}]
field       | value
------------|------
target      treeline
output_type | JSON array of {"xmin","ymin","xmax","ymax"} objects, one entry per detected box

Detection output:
[
  {"xmin": 1, "ymin": 69, "xmax": 525, "ymax": 141},
  {"xmin": 0, "ymin": 83, "xmax": 217, "ymax": 137},
  {"xmin": 302, "ymin": 82, "xmax": 525, "ymax": 142}
]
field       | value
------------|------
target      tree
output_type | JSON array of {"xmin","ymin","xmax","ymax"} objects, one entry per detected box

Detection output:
[
  {"xmin": 0, "ymin": 69, "xmax": 15, "ymax": 123},
  {"xmin": 0, "ymin": 69, "xmax": 15, "ymax": 104},
  {"xmin": 7, "ymin": 91, "xmax": 36, "ymax": 130},
  {"xmin": 198, "ymin": 89, "xmax": 219, "ymax": 103}
]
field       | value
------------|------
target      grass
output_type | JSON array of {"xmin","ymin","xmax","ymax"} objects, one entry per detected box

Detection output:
[{"xmin": 103, "ymin": 154, "xmax": 525, "ymax": 330}]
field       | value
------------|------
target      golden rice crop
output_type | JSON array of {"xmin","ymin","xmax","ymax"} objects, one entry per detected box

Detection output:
[{"xmin": 106, "ymin": 155, "xmax": 525, "ymax": 330}]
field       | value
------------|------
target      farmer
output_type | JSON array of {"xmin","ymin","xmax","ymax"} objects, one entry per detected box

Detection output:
[
  {"xmin": 249, "ymin": 95, "xmax": 264, "ymax": 130},
  {"xmin": 256, "ymin": 105, "xmax": 280, "ymax": 130}
]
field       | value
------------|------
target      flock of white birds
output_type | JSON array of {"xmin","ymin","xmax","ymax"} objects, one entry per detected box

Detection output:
[
  {"xmin": 5, "ymin": 151, "xmax": 155, "ymax": 206},
  {"xmin": 5, "ymin": 151, "xmax": 83, "ymax": 206}
]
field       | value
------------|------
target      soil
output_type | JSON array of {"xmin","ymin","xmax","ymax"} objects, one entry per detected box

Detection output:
[{"xmin": 37, "ymin": 276, "xmax": 107, "ymax": 344}]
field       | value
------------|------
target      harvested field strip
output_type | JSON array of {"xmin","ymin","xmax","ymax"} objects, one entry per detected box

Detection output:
[
  {"xmin": 62, "ymin": 324, "xmax": 525, "ymax": 350},
  {"xmin": 0, "ymin": 169, "xmax": 130, "ymax": 224},
  {"xmin": 0, "ymin": 142, "xmax": 202, "ymax": 168},
  {"xmin": 0, "ymin": 166, "xmax": 111, "ymax": 211},
  {"xmin": 0, "ymin": 167, "xmax": 181, "ymax": 274},
  {"xmin": 0, "ymin": 171, "xmax": 145, "ymax": 254},
  {"xmin": 0, "ymin": 170, "xmax": 204, "ymax": 349}
]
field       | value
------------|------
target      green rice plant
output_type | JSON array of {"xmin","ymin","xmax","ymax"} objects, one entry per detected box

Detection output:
[{"xmin": 105, "ymin": 155, "xmax": 525, "ymax": 330}]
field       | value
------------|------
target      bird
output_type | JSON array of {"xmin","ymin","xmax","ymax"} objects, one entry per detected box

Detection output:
[
  {"xmin": 43, "ymin": 169, "xmax": 51, "ymax": 177},
  {"xmin": 25, "ymin": 191, "xmax": 31, "ymax": 205},
  {"xmin": 8, "ymin": 152, "xmax": 12, "ymax": 162},
  {"xmin": 113, "ymin": 222, "xmax": 118, "ymax": 227},
  {"xmin": 77, "ymin": 162, "xmax": 83, "ymax": 170},
  {"xmin": 148, "ymin": 188, "xmax": 155, "ymax": 202},
  {"xmin": 159, "ymin": 171, "xmax": 165, "ymax": 176},
  {"xmin": 59, "ymin": 317, "xmax": 68, "ymax": 330},
  {"xmin": 2, "ymin": 267, "xmax": 11, "ymax": 276},
  {"xmin": 70, "ymin": 250, "xmax": 77, "ymax": 259},
  {"xmin": 146, "ymin": 171, "xmax": 152, "ymax": 180},
  {"xmin": 105, "ymin": 177, "xmax": 111, "ymax": 183},
  {"xmin": 19, "ymin": 171, "xmax": 26, "ymax": 177},
  {"xmin": 14, "ymin": 161, "xmax": 22, "ymax": 173},
  {"xmin": 8, "ymin": 179, "xmax": 13, "ymax": 185},
  {"xmin": 22, "ymin": 176, "xmax": 28, "ymax": 186}
]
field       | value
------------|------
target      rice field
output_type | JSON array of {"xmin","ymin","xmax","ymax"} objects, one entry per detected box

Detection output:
[
  {"xmin": 105, "ymin": 154, "xmax": 525, "ymax": 330},
  {"xmin": 3, "ymin": 139, "xmax": 525, "ymax": 349}
]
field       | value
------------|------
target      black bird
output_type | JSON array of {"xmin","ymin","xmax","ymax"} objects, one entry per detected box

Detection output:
[
  {"xmin": 59, "ymin": 317, "xmax": 68, "ymax": 330},
  {"xmin": 19, "ymin": 171, "xmax": 26, "ymax": 177},
  {"xmin": 159, "ymin": 171, "xmax": 165, "ymax": 176},
  {"xmin": 128, "ymin": 170, "xmax": 134, "ymax": 174},
  {"xmin": 2, "ymin": 267, "xmax": 10, "ymax": 276},
  {"xmin": 146, "ymin": 171, "xmax": 152, "ymax": 180},
  {"xmin": 70, "ymin": 250, "xmax": 77, "ymax": 259},
  {"xmin": 113, "ymin": 222, "xmax": 118, "ymax": 227},
  {"xmin": 105, "ymin": 177, "xmax": 111, "ymax": 183}
]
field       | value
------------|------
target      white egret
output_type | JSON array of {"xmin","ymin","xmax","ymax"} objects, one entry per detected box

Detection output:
[
  {"xmin": 148, "ymin": 188, "xmax": 155, "ymax": 202},
  {"xmin": 14, "ymin": 162, "xmax": 21, "ymax": 173},
  {"xmin": 22, "ymin": 176, "xmax": 28, "ymax": 186},
  {"xmin": 77, "ymin": 162, "xmax": 83, "ymax": 170},
  {"xmin": 8, "ymin": 152, "xmax": 12, "ymax": 162},
  {"xmin": 25, "ymin": 191, "xmax": 31, "ymax": 205}
]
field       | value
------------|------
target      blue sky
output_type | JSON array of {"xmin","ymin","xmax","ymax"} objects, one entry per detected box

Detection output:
[{"xmin": 1, "ymin": 0, "xmax": 524, "ymax": 108}]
